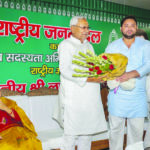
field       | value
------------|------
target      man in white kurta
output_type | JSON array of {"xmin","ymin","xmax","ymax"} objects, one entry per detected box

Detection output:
[
  {"xmin": 106, "ymin": 16, "xmax": 150, "ymax": 150},
  {"xmin": 58, "ymin": 16, "xmax": 107, "ymax": 150}
]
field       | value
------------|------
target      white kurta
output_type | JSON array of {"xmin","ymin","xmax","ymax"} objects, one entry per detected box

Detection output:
[
  {"xmin": 146, "ymin": 73, "xmax": 150, "ymax": 102},
  {"xmin": 57, "ymin": 36, "xmax": 107, "ymax": 135}
]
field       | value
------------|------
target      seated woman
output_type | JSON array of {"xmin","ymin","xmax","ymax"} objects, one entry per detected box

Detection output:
[{"xmin": 0, "ymin": 92, "xmax": 42, "ymax": 150}]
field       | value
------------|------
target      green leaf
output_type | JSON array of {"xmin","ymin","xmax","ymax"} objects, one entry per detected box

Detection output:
[
  {"xmin": 72, "ymin": 60, "xmax": 91, "ymax": 68},
  {"xmin": 86, "ymin": 49, "xmax": 95, "ymax": 57},
  {"xmin": 73, "ymin": 55, "xmax": 85, "ymax": 61},
  {"xmin": 74, "ymin": 68, "xmax": 90, "ymax": 73},
  {"xmin": 78, "ymin": 51, "xmax": 89, "ymax": 58}
]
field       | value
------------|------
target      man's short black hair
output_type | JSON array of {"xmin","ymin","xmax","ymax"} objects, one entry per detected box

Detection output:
[{"xmin": 121, "ymin": 15, "xmax": 137, "ymax": 27}]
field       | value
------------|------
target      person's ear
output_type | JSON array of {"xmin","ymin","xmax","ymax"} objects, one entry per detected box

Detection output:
[
  {"xmin": 71, "ymin": 26, "xmax": 76, "ymax": 34},
  {"xmin": 71, "ymin": 26, "xmax": 74, "ymax": 33},
  {"xmin": 71, "ymin": 26, "xmax": 73, "ymax": 30}
]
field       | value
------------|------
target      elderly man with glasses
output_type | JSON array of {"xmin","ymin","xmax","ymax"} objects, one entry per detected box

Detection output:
[{"xmin": 57, "ymin": 16, "xmax": 107, "ymax": 150}]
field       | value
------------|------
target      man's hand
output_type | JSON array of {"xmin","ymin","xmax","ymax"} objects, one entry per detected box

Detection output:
[
  {"xmin": 116, "ymin": 70, "xmax": 140, "ymax": 82},
  {"xmin": 87, "ymin": 76, "xmax": 105, "ymax": 83},
  {"xmin": 0, "ymin": 136, "xmax": 2, "ymax": 140}
]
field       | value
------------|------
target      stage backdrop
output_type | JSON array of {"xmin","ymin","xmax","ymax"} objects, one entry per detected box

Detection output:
[{"xmin": 0, "ymin": 6, "xmax": 149, "ymax": 93}]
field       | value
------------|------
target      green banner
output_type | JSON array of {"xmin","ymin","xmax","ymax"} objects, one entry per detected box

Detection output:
[{"xmin": 0, "ymin": 7, "xmax": 123, "ymax": 93}]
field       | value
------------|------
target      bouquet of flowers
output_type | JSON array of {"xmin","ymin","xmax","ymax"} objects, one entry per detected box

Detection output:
[{"xmin": 72, "ymin": 49, "xmax": 128, "ymax": 81}]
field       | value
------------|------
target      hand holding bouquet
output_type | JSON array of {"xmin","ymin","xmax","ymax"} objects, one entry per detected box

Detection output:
[
  {"xmin": 72, "ymin": 49, "xmax": 128, "ymax": 81},
  {"xmin": 107, "ymin": 78, "xmax": 136, "ymax": 92}
]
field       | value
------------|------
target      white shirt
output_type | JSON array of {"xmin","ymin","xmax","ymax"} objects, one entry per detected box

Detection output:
[
  {"xmin": 105, "ymin": 37, "xmax": 150, "ymax": 118},
  {"xmin": 58, "ymin": 36, "xmax": 107, "ymax": 135},
  {"xmin": 146, "ymin": 73, "xmax": 150, "ymax": 102}
]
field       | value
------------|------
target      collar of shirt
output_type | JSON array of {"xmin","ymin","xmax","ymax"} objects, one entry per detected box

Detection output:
[
  {"xmin": 70, "ymin": 35, "xmax": 88, "ymax": 44},
  {"xmin": 121, "ymin": 37, "xmax": 147, "ymax": 50}
]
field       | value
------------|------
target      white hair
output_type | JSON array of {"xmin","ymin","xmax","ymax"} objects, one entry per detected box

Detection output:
[{"xmin": 70, "ymin": 16, "xmax": 86, "ymax": 27}]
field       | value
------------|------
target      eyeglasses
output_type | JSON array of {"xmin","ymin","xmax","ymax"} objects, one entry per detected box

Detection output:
[{"xmin": 73, "ymin": 25, "xmax": 90, "ymax": 30}]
